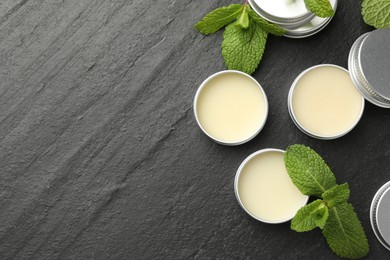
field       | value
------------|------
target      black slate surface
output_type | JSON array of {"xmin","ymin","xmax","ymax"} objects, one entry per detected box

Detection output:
[{"xmin": 0, "ymin": 0, "xmax": 390, "ymax": 259}]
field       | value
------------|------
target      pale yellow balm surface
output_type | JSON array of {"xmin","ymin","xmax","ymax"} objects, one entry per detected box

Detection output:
[
  {"xmin": 292, "ymin": 66, "xmax": 363, "ymax": 137},
  {"xmin": 238, "ymin": 151, "xmax": 307, "ymax": 222},
  {"xmin": 196, "ymin": 73, "xmax": 266, "ymax": 143}
]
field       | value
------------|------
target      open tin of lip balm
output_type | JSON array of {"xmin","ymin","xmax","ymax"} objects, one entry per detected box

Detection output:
[
  {"xmin": 234, "ymin": 149, "xmax": 309, "ymax": 224},
  {"xmin": 248, "ymin": 0, "xmax": 315, "ymax": 29},
  {"xmin": 370, "ymin": 181, "xmax": 390, "ymax": 251},
  {"xmin": 288, "ymin": 64, "xmax": 365, "ymax": 140},
  {"xmin": 194, "ymin": 70, "xmax": 268, "ymax": 146},
  {"xmin": 249, "ymin": 0, "xmax": 338, "ymax": 38},
  {"xmin": 348, "ymin": 29, "xmax": 390, "ymax": 108}
]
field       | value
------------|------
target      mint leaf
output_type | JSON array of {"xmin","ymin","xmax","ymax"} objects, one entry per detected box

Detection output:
[
  {"xmin": 322, "ymin": 183, "xmax": 350, "ymax": 208},
  {"xmin": 362, "ymin": 0, "xmax": 390, "ymax": 28},
  {"xmin": 304, "ymin": 0, "xmax": 335, "ymax": 18},
  {"xmin": 195, "ymin": 4, "xmax": 243, "ymax": 35},
  {"xmin": 236, "ymin": 4, "xmax": 249, "ymax": 29},
  {"xmin": 323, "ymin": 203, "xmax": 369, "ymax": 259},
  {"xmin": 285, "ymin": 145, "xmax": 337, "ymax": 197},
  {"xmin": 248, "ymin": 9, "xmax": 286, "ymax": 36},
  {"xmin": 291, "ymin": 200, "xmax": 329, "ymax": 232},
  {"xmin": 312, "ymin": 203, "xmax": 329, "ymax": 229},
  {"xmin": 222, "ymin": 20, "xmax": 267, "ymax": 75}
]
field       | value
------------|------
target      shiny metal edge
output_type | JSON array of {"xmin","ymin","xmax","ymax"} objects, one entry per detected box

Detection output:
[
  {"xmin": 248, "ymin": 0, "xmax": 315, "ymax": 29},
  {"xmin": 288, "ymin": 64, "xmax": 365, "ymax": 140},
  {"xmin": 284, "ymin": 0, "xmax": 338, "ymax": 38},
  {"xmin": 193, "ymin": 70, "xmax": 269, "ymax": 146},
  {"xmin": 357, "ymin": 32, "xmax": 390, "ymax": 105},
  {"xmin": 348, "ymin": 32, "xmax": 390, "ymax": 108},
  {"xmin": 234, "ymin": 149, "xmax": 309, "ymax": 224},
  {"xmin": 370, "ymin": 181, "xmax": 390, "ymax": 251}
]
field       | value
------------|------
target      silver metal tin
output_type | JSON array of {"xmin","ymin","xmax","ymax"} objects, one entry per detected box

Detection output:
[
  {"xmin": 193, "ymin": 70, "xmax": 268, "ymax": 146},
  {"xmin": 234, "ymin": 149, "xmax": 309, "ymax": 224},
  {"xmin": 370, "ymin": 181, "xmax": 390, "ymax": 251},
  {"xmin": 348, "ymin": 29, "xmax": 390, "ymax": 108},
  {"xmin": 249, "ymin": 0, "xmax": 338, "ymax": 38},
  {"xmin": 288, "ymin": 64, "xmax": 365, "ymax": 140}
]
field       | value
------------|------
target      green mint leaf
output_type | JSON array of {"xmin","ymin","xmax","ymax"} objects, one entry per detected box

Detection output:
[
  {"xmin": 195, "ymin": 4, "xmax": 243, "ymax": 35},
  {"xmin": 222, "ymin": 20, "xmax": 267, "ymax": 75},
  {"xmin": 322, "ymin": 183, "xmax": 350, "ymax": 208},
  {"xmin": 312, "ymin": 202, "xmax": 329, "ymax": 229},
  {"xmin": 362, "ymin": 0, "xmax": 390, "ymax": 28},
  {"xmin": 236, "ymin": 4, "xmax": 249, "ymax": 29},
  {"xmin": 323, "ymin": 203, "xmax": 369, "ymax": 259},
  {"xmin": 285, "ymin": 145, "xmax": 337, "ymax": 197},
  {"xmin": 304, "ymin": 0, "xmax": 335, "ymax": 18},
  {"xmin": 248, "ymin": 8, "xmax": 286, "ymax": 36},
  {"xmin": 291, "ymin": 200, "xmax": 329, "ymax": 232}
]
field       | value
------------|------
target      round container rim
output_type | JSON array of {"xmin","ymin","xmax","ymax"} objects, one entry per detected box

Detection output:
[
  {"xmin": 234, "ymin": 148, "xmax": 309, "ymax": 224},
  {"xmin": 284, "ymin": 0, "xmax": 338, "ymax": 38},
  {"xmin": 288, "ymin": 64, "xmax": 365, "ymax": 140},
  {"xmin": 348, "ymin": 31, "xmax": 390, "ymax": 108},
  {"xmin": 370, "ymin": 181, "xmax": 390, "ymax": 251},
  {"xmin": 193, "ymin": 70, "xmax": 269, "ymax": 146},
  {"xmin": 249, "ymin": 0, "xmax": 314, "ymax": 24}
]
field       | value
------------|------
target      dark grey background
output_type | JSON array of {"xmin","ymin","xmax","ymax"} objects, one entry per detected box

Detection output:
[{"xmin": 0, "ymin": 0, "xmax": 389, "ymax": 259}]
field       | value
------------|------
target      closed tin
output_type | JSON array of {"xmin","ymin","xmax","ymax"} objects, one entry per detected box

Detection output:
[
  {"xmin": 370, "ymin": 181, "xmax": 390, "ymax": 251},
  {"xmin": 249, "ymin": 0, "xmax": 338, "ymax": 38},
  {"xmin": 348, "ymin": 29, "xmax": 390, "ymax": 108}
]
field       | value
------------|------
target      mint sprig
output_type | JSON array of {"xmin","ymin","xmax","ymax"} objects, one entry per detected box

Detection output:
[
  {"xmin": 291, "ymin": 199, "xmax": 329, "ymax": 231},
  {"xmin": 284, "ymin": 145, "xmax": 336, "ymax": 197},
  {"xmin": 323, "ymin": 203, "xmax": 369, "ymax": 259},
  {"xmin": 195, "ymin": 3, "xmax": 286, "ymax": 75},
  {"xmin": 195, "ymin": 4, "xmax": 243, "ymax": 35},
  {"xmin": 362, "ymin": 0, "xmax": 390, "ymax": 28},
  {"xmin": 304, "ymin": 0, "xmax": 335, "ymax": 18},
  {"xmin": 222, "ymin": 21, "xmax": 267, "ymax": 75},
  {"xmin": 236, "ymin": 4, "xmax": 250, "ymax": 29},
  {"xmin": 285, "ymin": 145, "xmax": 369, "ymax": 259}
]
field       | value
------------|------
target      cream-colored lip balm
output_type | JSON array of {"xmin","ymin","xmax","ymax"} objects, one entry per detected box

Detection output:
[
  {"xmin": 234, "ymin": 149, "xmax": 308, "ymax": 223},
  {"xmin": 288, "ymin": 64, "xmax": 365, "ymax": 139},
  {"xmin": 194, "ymin": 70, "xmax": 268, "ymax": 145}
]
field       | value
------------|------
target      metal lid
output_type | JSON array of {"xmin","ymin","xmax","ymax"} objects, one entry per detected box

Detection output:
[
  {"xmin": 348, "ymin": 29, "xmax": 390, "ymax": 108},
  {"xmin": 359, "ymin": 29, "xmax": 390, "ymax": 100},
  {"xmin": 370, "ymin": 181, "xmax": 390, "ymax": 251}
]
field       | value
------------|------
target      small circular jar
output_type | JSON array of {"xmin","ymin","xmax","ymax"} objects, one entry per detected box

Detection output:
[
  {"xmin": 234, "ymin": 149, "xmax": 309, "ymax": 223},
  {"xmin": 370, "ymin": 181, "xmax": 390, "ymax": 251},
  {"xmin": 248, "ymin": 0, "xmax": 338, "ymax": 38},
  {"xmin": 348, "ymin": 28, "xmax": 390, "ymax": 108},
  {"xmin": 194, "ymin": 70, "xmax": 268, "ymax": 146},
  {"xmin": 288, "ymin": 64, "xmax": 365, "ymax": 140}
]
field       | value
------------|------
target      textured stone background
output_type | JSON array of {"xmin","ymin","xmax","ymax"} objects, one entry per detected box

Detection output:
[{"xmin": 0, "ymin": 0, "xmax": 389, "ymax": 259}]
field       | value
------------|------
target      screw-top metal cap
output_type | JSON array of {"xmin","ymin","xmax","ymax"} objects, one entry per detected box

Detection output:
[
  {"xmin": 360, "ymin": 29, "xmax": 390, "ymax": 100},
  {"xmin": 370, "ymin": 181, "xmax": 390, "ymax": 251},
  {"xmin": 349, "ymin": 29, "xmax": 390, "ymax": 108}
]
